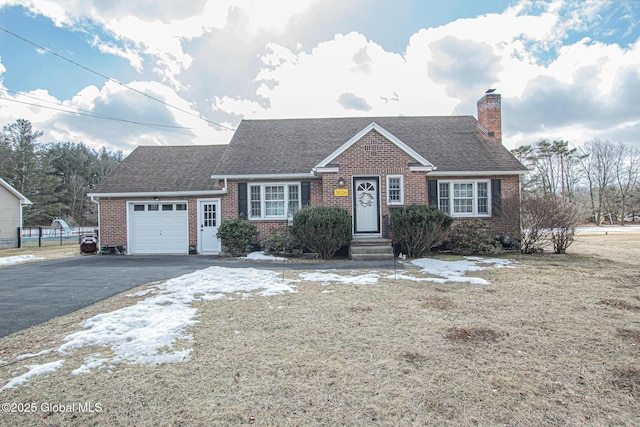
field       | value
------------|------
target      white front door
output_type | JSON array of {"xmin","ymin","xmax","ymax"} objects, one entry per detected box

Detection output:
[
  {"xmin": 354, "ymin": 178, "xmax": 380, "ymax": 234},
  {"xmin": 198, "ymin": 199, "xmax": 221, "ymax": 254}
]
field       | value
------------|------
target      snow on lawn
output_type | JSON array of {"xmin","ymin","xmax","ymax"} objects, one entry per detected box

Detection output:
[
  {"xmin": 58, "ymin": 267, "xmax": 297, "ymax": 367},
  {"xmin": 244, "ymin": 251, "xmax": 287, "ymax": 261},
  {"xmin": 0, "ymin": 254, "xmax": 43, "ymax": 266},
  {"xmin": 1, "ymin": 257, "xmax": 512, "ymax": 391},
  {"xmin": 0, "ymin": 360, "xmax": 64, "ymax": 391},
  {"xmin": 1, "ymin": 266, "xmax": 296, "ymax": 391},
  {"xmin": 16, "ymin": 349, "xmax": 52, "ymax": 360},
  {"xmin": 299, "ymin": 271, "xmax": 380, "ymax": 285},
  {"xmin": 409, "ymin": 257, "xmax": 514, "ymax": 285}
]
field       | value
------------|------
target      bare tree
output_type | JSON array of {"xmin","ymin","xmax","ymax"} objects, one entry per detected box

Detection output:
[
  {"xmin": 613, "ymin": 142, "xmax": 640, "ymax": 225},
  {"xmin": 578, "ymin": 139, "xmax": 617, "ymax": 225},
  {"xmin": 520, "ymin": 194, "xmax": 582, "ymax": 254}
]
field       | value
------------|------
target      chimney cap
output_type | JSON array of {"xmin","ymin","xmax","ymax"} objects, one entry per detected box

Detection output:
[{"xmin": 485, "ymin": 88, "xmax": 496, "ymax": 94}]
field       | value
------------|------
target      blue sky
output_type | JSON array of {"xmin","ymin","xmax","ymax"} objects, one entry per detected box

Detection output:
[{"xmin": 0, "ymin": 0, "xmax": 639, "ymax": 153}]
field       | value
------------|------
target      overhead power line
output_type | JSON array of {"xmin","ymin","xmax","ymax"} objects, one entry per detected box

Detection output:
[
  {"xmin": 0, "ymin": 26, "xmax": 236, "ymax": 132},
  {"xmin": 0, "ymin": 96, "xmax": 195, "ymax": 137},
  {"xmin": 4, "ymin": 89, "xmax": 194, "ymax": 131}
]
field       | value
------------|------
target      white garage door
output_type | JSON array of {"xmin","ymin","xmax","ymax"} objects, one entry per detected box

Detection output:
[{"xmin": 129, "ymin": 202, "xmax": 189, "ymax": 254}]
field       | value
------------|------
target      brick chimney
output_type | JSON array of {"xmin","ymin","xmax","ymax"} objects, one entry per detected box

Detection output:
[{"xmin": 477, "ymin": 92, "xmax": 502, "ymax": 142}]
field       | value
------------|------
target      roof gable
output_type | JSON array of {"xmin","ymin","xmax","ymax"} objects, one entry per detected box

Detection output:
[
  {"xmin": 315, "ymin": 122, "xmax": 434, "ymax": 170},
  {"xmin": 0, "ymin": 178, "xmax": 32, "ymax": 205},
  {"xmin": 212, "ymin": 116, "xmax": 527, "ymax": 178}
]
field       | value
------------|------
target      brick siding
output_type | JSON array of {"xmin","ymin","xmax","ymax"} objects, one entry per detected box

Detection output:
[
  {"xmin": 99, "ymin": 130, "xmax": 521, "ymax": 249},
  {"xmin": 430, "ymin": 174, "xmax": 521, "ymax": 237}
]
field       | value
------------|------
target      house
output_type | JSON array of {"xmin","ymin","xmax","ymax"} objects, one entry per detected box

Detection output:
[
  {"xmin": 89, "ymin": 92, "xmax": 527, "ymax": 256},
  {"xmin": 0, "ymin": 177, "xmax": 32, "ymax": 249}
]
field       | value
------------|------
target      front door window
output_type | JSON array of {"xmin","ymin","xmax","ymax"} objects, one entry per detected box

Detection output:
[{"xmin": 354, "ymin": 178, "xmax": 380, "ymax": 234}]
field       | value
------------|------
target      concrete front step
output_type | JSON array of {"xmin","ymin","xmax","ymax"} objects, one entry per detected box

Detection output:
[{"xmin": 350, "ymin": 238, "xmax": 394, "ymax": 261}]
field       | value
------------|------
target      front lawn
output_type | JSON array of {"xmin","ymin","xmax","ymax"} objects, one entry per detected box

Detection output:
[{"xmin": 0, "ymin": 232, "xmax": 638, "ymax": 426}]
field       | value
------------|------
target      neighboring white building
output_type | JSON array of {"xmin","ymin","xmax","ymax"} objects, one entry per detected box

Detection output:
[{"xmin": 0, "ymin": 178, "xmax": 32, "ymax": 248}]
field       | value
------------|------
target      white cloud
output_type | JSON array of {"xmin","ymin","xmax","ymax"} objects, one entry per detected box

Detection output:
[
  {"xmin": 8, "ymin": 0, "xmax": 334, "ymax": 85},
  {"xmin": 215, "ymin": 32, "xmax": 436, "ymax": 119},
  {"xmin": 2, "ymin": 0, "xmax": 640, "ymax": 151},
  {"xmin": 91, "ymin": 36, "xmax": 144, "ymax": 72},
  {"xmin": 211, "ymin": 0, "xmax": 640, "ymax": 149},
  {"xmin": 0, "ymin": 67, "xmax": 234, "ymax": 152}
]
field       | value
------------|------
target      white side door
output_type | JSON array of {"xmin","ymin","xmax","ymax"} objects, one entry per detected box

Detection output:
[
  {"xmin": 354, "ymin": 178, "xmax": 380, "ymax": 234},
  {"xmin": 198, "ymin": 199, "xmax": 221, "ymax": 254}
]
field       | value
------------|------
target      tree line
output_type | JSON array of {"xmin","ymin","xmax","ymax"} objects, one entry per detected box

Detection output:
[
  {"xmin": 1, "ymin": 119, "xmax": 123, "ymax": 226},
  {"xmin": 512, "ymin": 139, "xmax": 640, "ymax": 225}
]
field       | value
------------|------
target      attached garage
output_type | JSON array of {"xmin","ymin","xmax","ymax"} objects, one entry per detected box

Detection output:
[{"xmin": 128, "ymin": 201, "xmax": 189, "ymax": 254}]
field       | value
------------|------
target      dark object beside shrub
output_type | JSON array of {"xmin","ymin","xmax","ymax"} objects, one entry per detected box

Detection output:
[
  {"xmin": 391, "ymin": 205, "xmax": 453, "ymax": 258},
  {"xmin": 449, "ymin": 218, "xmax": 503, "ymax": 255},
  {"xmin": 292, "ymin": 206, "xmax": 351, "ymax": 260},
  {"xmin": 216, "ymin": 218, "xmax": 259, "ymax": 257}
]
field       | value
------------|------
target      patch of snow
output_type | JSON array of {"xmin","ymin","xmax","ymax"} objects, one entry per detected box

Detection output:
[
  {"xmin": 299, "ymin": 271, "xmax": 380, "ymax": 285},
  {"xmin": 71, "ymin": 353, "xmax": 109, "ymax": 376},
  {"xmin": 409, "ymin": 256, "xmax": 513, "ymax": 285},
  {"xmin": 126, "ymin": 289, "xmax": 156, "ymax": 297},
  {"xmin": 0, "ymin": 360, "xmax": 64, "ymax": 391},
  {"xmin": 465, "ymin": 257, "xmax": 515, "ymax": 268},
  {"xmin": 58, "ymin": 267, "xmax": 296, "ymax": 372},
  {"xmin": 385, "ymin": 274, "xmax": 432, "ymax": 282},
  {"xmin": 576, "ymin": 225, "xmax": 640, "ymax": 233},
  {"xmin": 244, "ymin": 251, "xmax": 287, "ymax": 261},
  {"xmin": 16, "ymin": 349, "xmax": 52, "ymax": 360},
  {"xmin": 0, "ymin": 255, "xmax": 44, "ymax": 266},
  {"xmin": 199, "ymin": 293, "xmax": 227, "ymax": 301}
]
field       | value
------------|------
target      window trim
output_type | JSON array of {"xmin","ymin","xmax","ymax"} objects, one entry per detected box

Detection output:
[
  {"xmin": 437, "ymin": 180, "xmax": 491, "ymax": 217},
  {"xmin": 386, "ymin": 175, "xmax": 404, "ymax": 205},
  {"xmin": 248, "ymin": 182, "xmax": 301, "ymax": 220}
]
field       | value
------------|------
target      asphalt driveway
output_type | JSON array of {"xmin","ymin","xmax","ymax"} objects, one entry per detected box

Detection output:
[{"xmin": 0, "ymin": 255, "xmax": 400, "ymax": 338}]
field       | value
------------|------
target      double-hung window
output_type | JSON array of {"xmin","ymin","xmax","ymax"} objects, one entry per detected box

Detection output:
[
  {"xmin": 437, "ymin": 180, "xmax": 490, "ymax": 217},
  {"xmin": 387, "ymin": 175, "xmax": 404, "ymax": 205},
  {"xmin": 249, "ymin": 183, "xmax": 301, "ymax": 219}
]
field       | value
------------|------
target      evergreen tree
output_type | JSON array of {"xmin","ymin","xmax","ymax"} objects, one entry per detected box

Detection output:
[{"xmin": 1, "ymin": 120, "xmax": 62, "ymax": 224}]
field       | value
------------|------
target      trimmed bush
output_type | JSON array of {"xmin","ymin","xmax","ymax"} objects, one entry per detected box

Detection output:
[
  {"xmin": 260, "ymin": 225, "xmax": 300, "ymax": 254},
  {"xmin": 449, "ymin": 218, "xmax": 502, "ymax": 255},
  {"xmin": 292, "ymin": 206, "xmax": 351, "ymax": 260},
  {"xmin": 391, "ymin": 205, "xmax": 453, "ymax": 258},
  {"xmin": 216, "ymin": 218, "xmax": 258, "ymax": 257}
]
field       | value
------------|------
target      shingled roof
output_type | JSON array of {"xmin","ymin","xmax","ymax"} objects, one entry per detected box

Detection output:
[
  {"xmin": 90, "ymin": 145, "xmax": 228, "ymax": 194},
  {"xmin": 211, "ymin": 115, "xmax": 527, "ymax": 176},
  {"xmin": 92, "ymin": 115, "xmax": 526, "ymax": 195}
]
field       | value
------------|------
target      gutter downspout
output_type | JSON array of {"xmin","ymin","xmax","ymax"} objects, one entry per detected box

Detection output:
[{"xmin": 90, "ymin": 195, "xmax": 101, "ymax": 253}]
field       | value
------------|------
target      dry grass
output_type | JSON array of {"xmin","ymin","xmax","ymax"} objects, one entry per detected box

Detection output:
[
  {"xmin": 1, "ymin": 232, "xmax": 640, "ymax": 426},
  {"xmin": 0, "ymin": 244, "xmax": 80, "ymax": 265}
]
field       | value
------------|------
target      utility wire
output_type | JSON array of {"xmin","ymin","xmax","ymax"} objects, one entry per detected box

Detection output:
[
  {"xmin": 0, "ymin": 26, "xmax": 236, "ymax": 132},
  {"xmin": 4, "ymin": 89, "xmax": 194, "ymax": 130},
  {"xmin": 0, "ymin": 96, "xmax": 195, "ymax": 137}
]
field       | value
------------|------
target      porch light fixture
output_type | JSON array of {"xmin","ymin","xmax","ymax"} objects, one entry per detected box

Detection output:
[{"xmin": 338, "ymin": 177, "xmax": 346, "ymax": 187}]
